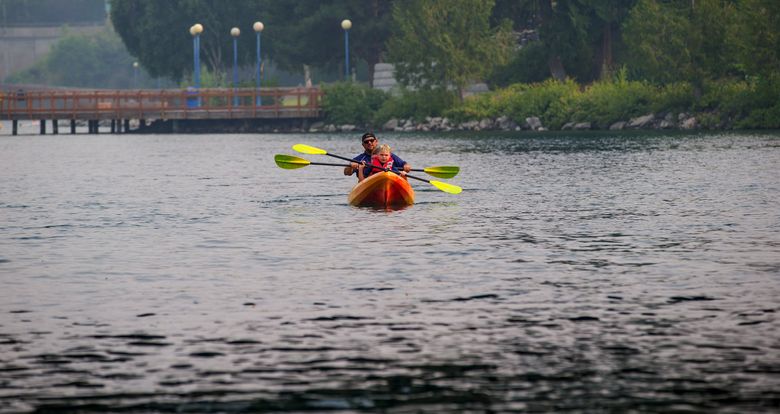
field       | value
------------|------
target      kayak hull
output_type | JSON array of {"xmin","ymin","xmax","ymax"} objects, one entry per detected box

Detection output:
[{"xmin": 348, "ymin": 172, "xmax": 414, "ymax": 208}]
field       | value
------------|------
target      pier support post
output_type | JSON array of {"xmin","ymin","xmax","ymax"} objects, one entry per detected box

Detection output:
[
  {"xmin": 12, "ymin": 120, "xmax": 18, "ymax": 136},
  {"xmin": 124, "ymin": 119, "xmax": 130, "ymax": 132},
  {"xmin": 40, "ymin": 120, "xmax": 46, "ymax": 135},
  {"xmin": 111, "ymin": 119, "xmax": 116, "ymax": 133},
  {"xmin": 52, "ymin": 120, "xmax": 59, "ymax": 135},
  {"xmin": 70, "ymin": 120, "xmax": 76, "ymax": 134}
]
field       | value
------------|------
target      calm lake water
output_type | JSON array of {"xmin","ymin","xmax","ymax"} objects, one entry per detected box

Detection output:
[{"xmin": 1, "ymin": 128, "xmax": 779, "ymax": 413}]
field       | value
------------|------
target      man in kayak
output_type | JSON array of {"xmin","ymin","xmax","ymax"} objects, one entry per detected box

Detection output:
[
  {"xmin": 357, "ymin": 144, "xmax": 407, "ymax": 182},
  {"xmin": 343, "ymin": 132, "xmax": 411, "ymax": 179}
]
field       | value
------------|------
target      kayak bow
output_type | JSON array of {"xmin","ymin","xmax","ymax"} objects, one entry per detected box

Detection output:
[{"xmin": 347, "ymin": 172, "xmax": 415, "ymax": 209}]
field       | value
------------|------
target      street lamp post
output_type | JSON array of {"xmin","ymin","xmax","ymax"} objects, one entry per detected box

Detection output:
[
  {"xmin": 132, "ymin": 61, "xmax": 139, "ymax": 88},
  {"xmin": 231, "ymin": 27, "xmax": 240, "ymax": 107},
  {"xmin": 253, "ymin": 21, "xmax": 264, "ymax": 106},
  {"xmin": 341, "ymin": 19, "xmax": 351, "ymax": 81},
  {"xmin": 190, "ymin": 23, "xmax": 203, "ymax": 106}
]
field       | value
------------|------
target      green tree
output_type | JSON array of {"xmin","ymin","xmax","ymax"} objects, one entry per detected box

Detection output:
[
  {"xmin": 496, "ymin": 0, "xmax": 635, "ymax": 82},
  {"xmin": 110, "ymin": 0, "xmax": 395, "ymax": 86},
  {"xmin": 623, "ymin": 0, "xmax": 738, "ymax": 87},
  {"xmin": 6, "ymin": 27, "xmax": 141, "ymax": 88},
  {"xmin": 730, "ymin": 0, "xmax": 780, "ymax": 78},
  {"xmin": 387, "ymin": 0, "xmax": 513, "ymax": 98},
  {"xmin": 110, "ymin": 0, "xmax": 261, "ymax": 82},
  {"xmin": 582, "ymin": 0, "xmax": 637, "ymax": 79},
  {"xmin": 257, "ymin": 0, "xmax": 394, "ymax": 86}
]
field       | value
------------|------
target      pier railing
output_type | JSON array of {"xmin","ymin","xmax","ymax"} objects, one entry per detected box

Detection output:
[{"xmin": 0, "ymin": 87, "xmax": 323, "ymax": 121}]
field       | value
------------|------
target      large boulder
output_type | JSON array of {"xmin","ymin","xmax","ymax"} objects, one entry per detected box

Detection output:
[
  {"xmin": 627, "ymin": 113, "xmax": 655, "ymax": 129},
  {"xmin": 496, "ymin": 116, "xmax": 517, "ymax": 131},
  {"xmin": 609, "ymin": 121, "xmax": 627, "ymax": 130},
  {"xmin": 383, "ymin": 118, "xmax": 399, "ymax": 131},
  {"xmin": 460, "ymin": 120, "xmax": 479, "ymax": 130},
  {"xmin": 681, "ymin": 117, "xmax": 697, "ymax": 130},
  {"xmin": 525, "ymin": 116, "xmax": 543, "ymax": 130}
]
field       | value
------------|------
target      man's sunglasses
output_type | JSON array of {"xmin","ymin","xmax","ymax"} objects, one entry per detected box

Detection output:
[{"xmin": 362, "ymin": 138, "xmax": 376, "ymax": 144}]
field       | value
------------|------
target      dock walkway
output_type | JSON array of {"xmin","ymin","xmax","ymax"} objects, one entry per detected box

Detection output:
[{"xmin": 0, "ymin": 87, "xmax": 323, "ymax": 134}]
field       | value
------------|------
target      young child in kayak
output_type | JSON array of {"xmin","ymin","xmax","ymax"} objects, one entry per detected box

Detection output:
[
  {"xmin": 345, "ymin": 132, "xmax": 412, "ymax": 180},
  {"xmin": 357, "ymin": 144, "xmax": 406, "ymax": 182}
]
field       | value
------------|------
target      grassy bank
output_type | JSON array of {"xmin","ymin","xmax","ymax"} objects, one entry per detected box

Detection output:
[{"xmin": 322, "ymin": 72, "xmax": 780, "ymax": 131}]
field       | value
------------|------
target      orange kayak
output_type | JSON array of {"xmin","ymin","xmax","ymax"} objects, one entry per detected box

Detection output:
[{"xmin": 348, "ymin": 172, "xmax": 415, "ymax": 208}]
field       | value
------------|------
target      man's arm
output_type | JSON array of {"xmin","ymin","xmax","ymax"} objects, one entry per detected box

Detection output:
[
  {"xmin": 345, "ymin": 155, "xmax": 366, "ymax": 176},
  {"xmin": 392, "ymin": 154, "xmax": 412, "ymax": 172}
]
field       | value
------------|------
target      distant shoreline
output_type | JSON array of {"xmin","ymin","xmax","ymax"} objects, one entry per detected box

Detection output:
[{"xmin": 4, "ymin": 119, "xmax": 778, "ymax": 137}]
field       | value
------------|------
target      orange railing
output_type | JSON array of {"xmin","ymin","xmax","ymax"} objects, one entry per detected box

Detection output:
[{"xmin": 0, "ymin": 87, "xmax": 323, "ymax": 120}]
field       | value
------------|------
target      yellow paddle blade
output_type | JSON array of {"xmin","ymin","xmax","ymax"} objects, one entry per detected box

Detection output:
[
  {"xmin": 292, "ymin": 144, "xmax": 327, "ymax": 155},
  {"xmin": 274, "ymin": 154, "xmax": 311, "ymax": 169},
  {"xmin": 422, "ymin": 166, "xmax": 460, "ymax": 179},
  {"xmin": 430, "ymin": 180, "xmax": 462, "ymax": 194}
]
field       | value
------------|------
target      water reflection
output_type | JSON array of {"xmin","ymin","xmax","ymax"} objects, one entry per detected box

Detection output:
[{"xmin": 1, "ymin": 131, "xmax": 779, "ymax": 412}]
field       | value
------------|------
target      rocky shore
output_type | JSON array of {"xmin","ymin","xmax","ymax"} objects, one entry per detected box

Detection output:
[
  {"xmin": 0, "ymin": 113, "xmax": 705, "ymax": 136},
  {"xmin": 309, "ymin": 112, "xmax": 701, "ymax": 134}
]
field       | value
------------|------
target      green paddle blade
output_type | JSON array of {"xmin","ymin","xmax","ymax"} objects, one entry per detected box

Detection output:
[
  {"xmin": 422, "ymin": 165, "xmax": 460, "ymax": 179},
  {"xmin": 292, "ymin": 144, "xmax": 327, "ymax": 155},
  {"xmin": 429, "ymin": 180, "xmax": 462, "ymax": 194},
  {"xmin": 274, "ymin": 154, "xmax": 311, "ymax": 169}
]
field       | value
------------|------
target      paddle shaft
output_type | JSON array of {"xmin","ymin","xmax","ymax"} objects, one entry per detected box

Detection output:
[
  {"xmin": 277, "ymin": 153, "xmax": 461, "ymax": 194},
  {"xmin": 310, "ymin": 161, "xmax": 354, "ymax": 168},
  {"xmin": 309, "ymin": 160, "xmax": 399, "ymax": 174},
  {"xmin": 327, "ymin": 152, "xmax": 423, "ymax": 173},
  {"xmin": 323, "ymin": 159, "xmax": 429, "ymax": 182},
  {"xmin": 294, "ymin": 144, "xmax": 457, "ymax": 178},
  {"xmin": 362, "ymin": 163, "xmax": 432, "ymax": 185}
]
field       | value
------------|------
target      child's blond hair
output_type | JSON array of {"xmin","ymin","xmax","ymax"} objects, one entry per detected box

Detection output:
[{"xmin": 373, "ymin": 144, "xmax": 391, "ymax": 155}]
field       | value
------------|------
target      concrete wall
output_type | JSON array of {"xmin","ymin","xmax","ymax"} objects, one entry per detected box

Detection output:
[
  {"xmin": 373, "ymin": 63, "xmax": 398, "ymax": 93},
  {"xmin": 0, "ymin": 24, "xmax": 104, "ymax": 81},
  {"xmin": 373, "ymin": 62, "xmax": 488, "ymax": 96}
]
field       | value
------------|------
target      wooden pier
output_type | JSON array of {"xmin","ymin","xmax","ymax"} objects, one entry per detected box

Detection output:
[{"xmin": 0, "ymin": 87, "xmax": 323, "ymax": 134}]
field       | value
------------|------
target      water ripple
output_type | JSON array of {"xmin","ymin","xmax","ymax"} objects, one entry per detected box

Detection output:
[{"xmin": 0, "ymin": 131, "xmax": 778, "ymax": 412}]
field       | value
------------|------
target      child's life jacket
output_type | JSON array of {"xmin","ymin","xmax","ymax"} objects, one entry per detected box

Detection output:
[{"xmin": 369, "ymin": 154, "xmax": 394, "ymax": 175}]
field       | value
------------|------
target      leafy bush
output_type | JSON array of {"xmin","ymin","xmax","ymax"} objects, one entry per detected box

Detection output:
[
  {"xmin": 374, "ymin": 88, "xmax": 457, "ymax": 124},
  {"xmin": 444, "ymin": 91, "xmax": 501, "ymax": 122},
  {"xmin": 697, "ymin": 76, "xmax": 780, "ymax": 128},
  {"xmin": 446, "ymin": 79, "xmax": 579, "ymax": 127},
  {"xmin": 503, "ymin": 79, "xmax": 579, "ymax": 128},
  {"xmin": 698, "ymin": 79, "xmax": 754, "ymax": 114},
  {"xmin": 321, "ymin": 82, "xmax": 388, "ymax": 126},
  {"xmin": 739, "ymin": 105, "xmax": 780, "ymax": 129},
  {"xmin": 322, "ymin": 73, "xmax": 777, "ymax": 130},
  {"xmin": 565, "ymin": 69, "xmax": 658, "ymax": 128},
  {"xmin": 735, "ymin": 75, "xmax": 780, "ymax": 129},
  {"xmin": 653, "ymin": 82, "xmax": 696, "ymax": 113}
]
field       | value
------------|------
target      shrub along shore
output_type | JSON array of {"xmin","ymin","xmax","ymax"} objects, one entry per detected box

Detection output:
[{"xmin": 319, "ymin": 72, "xmax": 780, "ymax": 133}]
